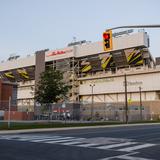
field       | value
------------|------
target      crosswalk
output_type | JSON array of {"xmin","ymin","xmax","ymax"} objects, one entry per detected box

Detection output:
[{"xmin": 0, "ymin": 134, "xmax": 157, "ymax": 153}]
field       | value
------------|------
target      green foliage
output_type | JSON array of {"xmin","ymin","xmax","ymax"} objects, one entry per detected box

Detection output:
[{"xmin": 35, "ymin": 68, "xmax": 70, "ymax": 104}]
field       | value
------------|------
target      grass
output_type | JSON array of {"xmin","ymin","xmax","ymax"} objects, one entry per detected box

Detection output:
[
  {"xmin": 0, "ymin": 120, "xmax": 160, "ymax": 130},
  {"xmin": 0, "ymin": 121, "xmax": 123, "ymax": 130}
]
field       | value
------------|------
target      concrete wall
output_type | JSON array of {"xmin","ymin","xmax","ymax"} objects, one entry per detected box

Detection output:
[
  {"xmin": 76, "ymin": 32, "xmax": 148, "ymax": 58},
  {"xmin": 44, "ymin": 32, "xmax": 148, "ymax": 61},
  {"xmin": 17, "ymin": 80, "xmax": 35, "ymax": 100},
  {"xmin": 0, "ymin": 56, "xmax": 35, "ymax": 71},
  {"xmin": 79, "ymin": 71, "xmax": 160, "ymax": 97},
  {"xmin": 45, "ymin": 46, "xmax": 74, "ymax": 61},
  {"xmin": 81, "ymin": 92, "xmax": 157, "ymax": 103}
]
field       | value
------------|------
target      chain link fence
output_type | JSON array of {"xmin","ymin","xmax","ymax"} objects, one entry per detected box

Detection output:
[
  {"xmin": 33, "ymin": 102, "xmax": 158, "ymax": 122},
  {"xmin": 0, "ymin": 101, "xmax": 159, "ymax": 122},
  {"xmin": 80, "ymin": 102, "xmax": 151, "ymax": 122}
]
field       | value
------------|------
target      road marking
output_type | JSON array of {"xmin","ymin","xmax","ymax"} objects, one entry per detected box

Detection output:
[
  {"xmin": 1, "ymin": 134, "xmax": 157, "ymax": 156},
  {"xmin": 61, "ymin": 141, "xmax": 85, "ymax": 145},
  {"xmin": 117, "ymin": 155, "xmax": 154, "ymax": 160},
  {"xmin": 99, "ymin": 152, "xmax": 153, "ymax": 160},
  {"xmin": 45, "ymin": 138, "xmax": 85, "ymax": 144},
  {"xmin": 0, "ymin": 135, "xmax": 56, "ymax": 140},
  {"xmin": 118, "ymin": 143, "xmax": 157, "ymax": 152},
  {"xmin": 0, "ymin": 135, "xmax": 22, "ymax": 139},
  {"xmin": 96, "ymin": 142, "xmax": 138, "ymax": 149},
  {"xmin": 76, "ymin": 143, "xmax": 99, "ymax": 147},
  {"xmin": 17, "ymin": 136, "xmax": 61, "ymax": 141},
  {"xmin": 31, "ymin": 137, "xmax": 75, "ymax": 142}
]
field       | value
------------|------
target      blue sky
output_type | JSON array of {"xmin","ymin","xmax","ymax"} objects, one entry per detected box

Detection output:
[{"xmin": 0, "ymin": 0, "xmax": 160, "ymax": 61}]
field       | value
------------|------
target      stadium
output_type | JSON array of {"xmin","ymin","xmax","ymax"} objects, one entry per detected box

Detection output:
[{"xmin": 0, "ymin": 30, "xmax": 160, "ymax": 121}]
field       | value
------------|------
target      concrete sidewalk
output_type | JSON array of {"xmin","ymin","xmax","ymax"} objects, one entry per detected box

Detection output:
[{"xmin": 0, "ymin": 123, "xmax": 160, "ymax": 135}]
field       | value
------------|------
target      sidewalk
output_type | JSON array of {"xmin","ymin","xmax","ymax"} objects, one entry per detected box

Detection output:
[{"xmin": 0, "ymin": 123, "xmax": 160, "ymax": 135}]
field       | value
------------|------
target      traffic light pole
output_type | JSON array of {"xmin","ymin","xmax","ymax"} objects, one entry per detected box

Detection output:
[{"xmin": 106, "ymin": 24, "xmax": 160, "ymax": 31}]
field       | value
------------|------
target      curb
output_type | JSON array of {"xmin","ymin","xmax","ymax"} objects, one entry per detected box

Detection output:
[{"xmin": 0, "ymin": 123, "xmax": 160, "ymax": 135}]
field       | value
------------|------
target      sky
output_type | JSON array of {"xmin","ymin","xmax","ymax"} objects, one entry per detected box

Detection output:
[{"xmin": 0, "ymin": 0, "xmax": 160, "ymax": 61}]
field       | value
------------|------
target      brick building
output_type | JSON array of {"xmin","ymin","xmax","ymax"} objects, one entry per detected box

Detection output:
[{"xmin": 0, "ymin": 80, "xmax": 17, "ymax": 111}]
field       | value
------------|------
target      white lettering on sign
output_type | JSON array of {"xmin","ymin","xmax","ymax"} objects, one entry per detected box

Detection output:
[{"xmin": 46, "ymin": 49, "xmax": 73, "ymax": 57}]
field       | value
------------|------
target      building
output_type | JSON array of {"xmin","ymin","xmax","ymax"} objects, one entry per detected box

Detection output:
[
  {"xmin": 0, "ymin": 80, "xmax": 17, "ymax": 111},
  {"xmin": 0, "ymin": 30, "xmax": 160, "ymax": 119}
]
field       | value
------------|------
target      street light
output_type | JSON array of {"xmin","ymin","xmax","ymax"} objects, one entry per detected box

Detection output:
[
  {"xmin": 90, "ymin": 83, "xmax": 95, "ymax": 121},
  {"xmin": 139, "ymin": 86, "xmax": 143, "ymax": 121}
]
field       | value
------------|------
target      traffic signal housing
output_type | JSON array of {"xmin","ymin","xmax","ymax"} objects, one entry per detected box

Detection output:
[{"xmin": 103, "ymin": 30, "xmax": 113, "ymax": 51}]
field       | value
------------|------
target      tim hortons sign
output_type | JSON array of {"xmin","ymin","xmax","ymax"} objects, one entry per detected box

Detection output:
[{"xmin": 46, "ymin": 49, "xmax": 73, "ymax": 57}]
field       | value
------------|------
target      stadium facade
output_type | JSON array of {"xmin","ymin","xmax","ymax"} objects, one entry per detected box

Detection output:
[{"xmin": 0, "ymin": 30, "xmax": 160, "ymax": 117}]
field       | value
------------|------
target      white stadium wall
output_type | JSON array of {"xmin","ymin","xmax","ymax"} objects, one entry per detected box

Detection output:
[
  {"xmin": 79, "ymin": 71, "xmax": 160, "ymax": 102},
  {"xmin": 0, "ymin": 55, "xmax": 35, "ymax": 71}
]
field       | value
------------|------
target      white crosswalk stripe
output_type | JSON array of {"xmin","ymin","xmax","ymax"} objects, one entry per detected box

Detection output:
[
  {"xmin": 116, "ymin": 155, "xmax": 154, "ymax": 160},
  {"xmin": 99, "ymin": 152, "xmax": 154, "ymax": 160},
  {"xmin": 61, "ymin": 141, "xmax": 85, "ymax": 145},
  {"xmin": 0, "ymin": 135, "xmax": 157, "ymax": 153},
  {"xmin": 31, "ymin": 137, "xmax": 74, "ymax": 142},
  {"xmin": 76, "ymin": 143, "xmax": 99, "ymax": 147},
  {"xmin": 17, "ymin": 136, "xmax": 61, "ymax": 141},
  {"xmin": 45, "ymin": 138, "xmax": 85, "ymax": 144},
  {"xmin": 118, "ymin": 143, "xmax": 157, "ymax": 152},
  {"xmin": 96, "ymin": 142, "xmax": 138, "ymax": 150}
]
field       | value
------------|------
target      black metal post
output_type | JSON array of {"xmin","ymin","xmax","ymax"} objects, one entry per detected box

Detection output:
[
  {"xmin": 90, "ymin": 83, "xmax": 95, "ymax": 121},
  {"xmin": 139, "ymin": 86, "xmax": 143, "ymax": 121},
  {"xmin": 124, "ymin": 74, "xmax": 128, "ymax": 124}
]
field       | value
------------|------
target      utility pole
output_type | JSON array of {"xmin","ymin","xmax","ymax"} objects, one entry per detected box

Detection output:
[
  {"xmin": 139, "ymin": 86, "xmax": 143, "ymax": 121},
  {"xmin": 90, "ymin": 83, "xmax": 95, "ymax": 121},
  {"xmin": 124, "ymin": 74, "xmax": 128, "ymax": 124}
]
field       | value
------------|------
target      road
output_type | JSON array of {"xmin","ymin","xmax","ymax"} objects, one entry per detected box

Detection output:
[{"xmin": 0, "ymin": 124, "xmax": 160, "ymax": 160}]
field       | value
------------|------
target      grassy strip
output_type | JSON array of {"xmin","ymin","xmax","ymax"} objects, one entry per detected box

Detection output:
[
  {"xmin": 0, "ymin": 120, "xmax": 160, "ymax": 130},
  {"xmin": 0, "ymin": 121, "xmax": 123, "ymax": 130}
]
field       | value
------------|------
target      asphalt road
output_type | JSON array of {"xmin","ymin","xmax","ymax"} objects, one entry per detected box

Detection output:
[{"xmin": 0, "ymin": 124, "xmax": 160, "ymax": 160}]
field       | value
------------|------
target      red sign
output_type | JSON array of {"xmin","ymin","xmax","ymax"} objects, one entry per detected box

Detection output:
[{"xmin": 46, "ymin": 49, "xmax": 73, "ymax": 57}]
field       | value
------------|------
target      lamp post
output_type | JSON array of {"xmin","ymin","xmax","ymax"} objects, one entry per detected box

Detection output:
[
  {"xmin": 90, "ymin": 83, "xmax": 95, "ymax": 121},
  {"xmin": 139, "ymin": 86, "xmax": 143, "ymax": 121},
  {"xmin": 124, "ymin": 74, "xmax": 128, "ymax": 124}
]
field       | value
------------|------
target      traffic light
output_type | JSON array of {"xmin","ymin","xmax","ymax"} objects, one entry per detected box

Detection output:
[{"xmin": 103, "ymin": 30, "xmax": 113, "ymax": 51}]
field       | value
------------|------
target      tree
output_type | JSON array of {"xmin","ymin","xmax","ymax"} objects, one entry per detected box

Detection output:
[{"xmin": 35, "ymin": 68, "xmax": 70, "ymax": 104}]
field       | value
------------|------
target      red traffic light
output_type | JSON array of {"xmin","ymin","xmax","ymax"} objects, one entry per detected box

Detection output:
[
  {"xmin": 103, "ymin": 33, "xmax": 110, "ymax": 40},
  {"xmin": 103, "ymin": 30, "xmax": 113, "ymax": 51}
]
